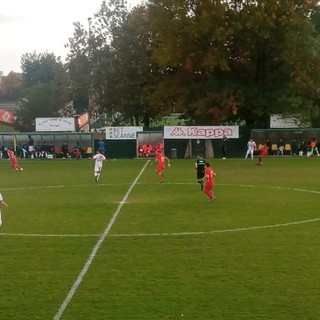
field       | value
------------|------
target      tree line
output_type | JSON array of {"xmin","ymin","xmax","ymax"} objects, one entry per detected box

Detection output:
[{"xmin": 1, "ymin": 0, "xmax": 320, "ymax": 131}]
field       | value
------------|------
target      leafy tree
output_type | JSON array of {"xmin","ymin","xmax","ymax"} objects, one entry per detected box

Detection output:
[
  {"xmin": 15, "ymin": 52, "xmax": 70, "ymax": 131},
  {"xmin": 66, "ymin": 22, "xmax": 91, "ymax": 114},
  {"xmin": 66, "ymin": 0, "xmax": 128, "ymax": 121},
  {"xmin": 64, "ymin": 0, "xmax": 320, "ymax": 128},
  {"xmin": 111, "ymin": 5, "xmax": 165, "ymax": 126},
  {"xmin": 0, "ymin": 72, "xmax": 22, "ymax": 101},
  {"xmin": 148, "ymin": 0, "xmax": 232, "ymax": 124},
  {"xmin": 226, "ymin": 0, "xmax": 320, "ymax": 126},
  {"xmin": 148, "ymin": 0, "xmax": 320, "ymax": 127},
  {"xmin": 66, "ymin": 0, "xmax": 168, "ymax": 127}
]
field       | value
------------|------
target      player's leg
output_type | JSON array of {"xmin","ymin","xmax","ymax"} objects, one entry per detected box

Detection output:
[
  {"xmin": 204, "ymin": 184, "xmax": 212, "ymax": 201},
  {"xmin": 160, "ymin": 170, "xmax": 164, "ymax": 182},
  {"xmin": 13, "ymin": 161, "xmax": 19, "ymax": 171},
  {"xmin": 159, "ymin": 169, "xmax": 164, "ymax": 182},
  {"xmin": 157, "ymin": 167, "xmax": 164, "ymax": 182},
  {"xmin": 96, "ymin": 164, "xmax": 102, "ymax": 182},
  {"xmin": 204, "ymin": 189, "xmax": 211, "ymax": 200},
  {"xmin": 197, "ymin": 172, "xmax": 204, "ymax": 190},
  {"xmin": 94, "ymin": 164, "xmax": 99, "ymax": 182}
]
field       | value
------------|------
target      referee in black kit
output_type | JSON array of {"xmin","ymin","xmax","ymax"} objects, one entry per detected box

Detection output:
[{"xmin": 195, "ymin": 154, "xmax": 206, "ymax": 190}]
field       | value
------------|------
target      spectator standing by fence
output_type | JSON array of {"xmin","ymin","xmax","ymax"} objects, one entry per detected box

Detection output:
[
  {"xmin": 74, "ymin": 142, "xmax": 82, "ymax": 159},
  {"xmin": 220, "ymin": 135, "xmax": 228, "ymax": 159},
  {"xmin": 308, "ymin": 137, "xmax": 320, "ymax": 157},
  {"xmin": 291, "ymin": 139, "xmax": 299, "ymax": 156},
  {"xmin": 298, "ymin": 141, "xmax": 306, "ymax": 156},
  {"xmin": 98, "ymin": 139, "xmax": 106, "ymax": 156},
  {"xmin": 28, "ymin": 135, "xmax": 34, "ymax": 159},
  {"xmin": 277, "ymin": 138, "xmax": 285, "ymax": 156},
  {"xmin": 61, "ymin": 143, "xmax": 69, "ymax": 158}
]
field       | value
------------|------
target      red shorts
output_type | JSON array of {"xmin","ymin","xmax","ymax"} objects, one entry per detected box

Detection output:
[
  {"xmin": 260, "ymin": 151, "xmax": 267, "ymax": 158},
  {"xmin": 11, "ymin": 160, "xmax": 18, "ymax": 167},
  {"xmin": 157, "ymin": 165, "xmax": 164, "ymax": 173}
]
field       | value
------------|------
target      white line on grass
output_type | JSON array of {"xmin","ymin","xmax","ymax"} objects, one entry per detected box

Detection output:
[
  {"xmin": 110, "ymin": 217, "xmax": 320, "ymax": 237},
  {"xmin": 53, "ymin": 160, "xmax": 150, "ymax": 320},
  {"xmin": 0, "ymin": 232, "xmax": 101, "ymax": 237},
  {"xmin": 0, "ymin": 183, "xmax": 319, "ymax": 240},
  {"xmin": 1, "ymin": 217, "xmax": 319, "ymax": 239},
  {"xmin": 2, "ymin": 183, "xmax": 320, "ymax": 193}
]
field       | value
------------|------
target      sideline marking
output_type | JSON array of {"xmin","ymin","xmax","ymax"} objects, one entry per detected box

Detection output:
[{"xmin": 53, "ymin": 160, "xmax": 150, "ymax": 320}]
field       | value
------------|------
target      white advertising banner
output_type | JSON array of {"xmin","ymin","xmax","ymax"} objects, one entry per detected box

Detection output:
[
  {"xmin": 105, "ymin": 126, "xmax": 143, "ymax": 140},
  {"xmin": 36, "ymin": 118, "xmax": 76, "ymax": 132},
  {"xmin": 270, "ymin": 114, "xmax": 310, "ymax": 128},
  {"xmin": 164, "ymin": 126, "xmax": 239, "ymax": 139}
]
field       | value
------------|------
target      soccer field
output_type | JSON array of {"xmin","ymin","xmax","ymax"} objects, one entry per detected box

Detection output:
[{"xmin": 0, "ymin": 157, "xmax": 320, "ymax": 319}]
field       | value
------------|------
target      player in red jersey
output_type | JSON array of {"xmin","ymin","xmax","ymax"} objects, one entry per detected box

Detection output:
[
  {"xmin": 7, "ymin": 149, "xmax": 23, "ymax": 171},
  {"xmin": 203, "ymin": 162, "xmax": 216, "ymax": 202},
  {"xmin": 257, "ymin": 143, "xmax": 269, "ymax": 165},
  {"xmin": 153, "ymin": 151, "xmax": 170, "ymax": 183}
]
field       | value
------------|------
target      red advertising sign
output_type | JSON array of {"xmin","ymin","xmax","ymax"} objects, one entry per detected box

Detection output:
[
  {"xmin": 77, "ymin": 112, "xmax": 89, "ymax": 128},
  {"xmin": 0, "ymin": 109, "xmax": 15, "ymax": 125}
]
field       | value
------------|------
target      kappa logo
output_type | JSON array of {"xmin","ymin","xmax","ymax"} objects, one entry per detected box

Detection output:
[{"xmin": 170, "ymin": 126, "xmax": 233, "ymax": 138}]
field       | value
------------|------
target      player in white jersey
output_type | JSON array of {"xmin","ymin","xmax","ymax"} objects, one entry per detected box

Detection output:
[
  {"xmin": 92, "ymin": 150, "xmax": 106, "ymax": 182},
  {"xmin": 0, "ymin": 193, "xmax": 8, "ymax": 226},
  {"xmin": 245, "ymin": 138, "xmax": 257, "ymax": 160}
]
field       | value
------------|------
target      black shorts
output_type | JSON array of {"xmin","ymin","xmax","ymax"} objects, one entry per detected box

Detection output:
[{"xmin": 197, "ymin": 171, "xmax": 205, "ymax": 180}]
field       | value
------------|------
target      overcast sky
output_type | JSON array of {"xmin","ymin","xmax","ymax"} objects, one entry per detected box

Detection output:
[{"xmin": 0, "ymin": 0, "xmax": 141, "ymax": 76}]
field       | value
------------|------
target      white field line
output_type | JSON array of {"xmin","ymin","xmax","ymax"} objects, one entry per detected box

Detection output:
[
  {"xmin": 1, "ymin": 217, "xmax": 319, "ymax": 239},
  {"xmin": 2, "ymin": 182, "xmax": 320, "ymax": 193},
  {"xmin": 0, "ymin": 183, "xmax": 319, "ymax": 240},
  {"xmin": 53, "ymin": 160, "xmax": 150, "ymax": 320},
  {"xmin": 110, "ymin": 217, "xmax": 320, "ymax": 237}
]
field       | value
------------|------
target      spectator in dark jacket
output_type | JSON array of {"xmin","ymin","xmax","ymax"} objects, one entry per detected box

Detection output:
[{"xmin": 61, "ymin": 143, "xmax": 69, "ymax": 158}]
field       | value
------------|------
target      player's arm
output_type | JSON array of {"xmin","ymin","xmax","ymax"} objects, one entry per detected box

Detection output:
[
  {"xmin": 166, "ymin": 157, "xmax": 171, "ymax": 167},
  {"xmin": 0, "ymin": 200, "xmax": 8, "ymax": 207}
]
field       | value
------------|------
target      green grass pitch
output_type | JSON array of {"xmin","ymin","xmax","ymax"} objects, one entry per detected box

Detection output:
[{"xmin": 0, "ymin": 156, "xmax": 320, "ymax": 319}]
